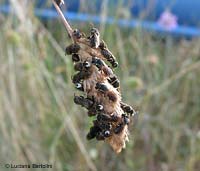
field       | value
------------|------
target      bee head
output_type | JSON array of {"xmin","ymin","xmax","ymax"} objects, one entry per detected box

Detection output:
[
  {"xmin": 75, "ymin": 83, "xmax": 82, "ymax": 89},
  {"xmin": 73, "ymin": 29, "xmax": 82, "ymax": 39},
  {"xmin": 96, "ymin": 104, "xmax": 103, "ymax": 111},
  {"xmin": 91, "ymin": 28, "xmax": 99, "ymax": 36},
  {"xmin": 122, "ymin": 114, "xmax": 130, "ymax": 125},
  {"xmin": 104, "ymin": 130, "xmax": 111, "ymax": 137},
  {"xmin": 83, "ymin": 61, "xmax": 91, "ymax": 69},
  {"xmin": 74, "ymin": 95, "xmax": 84, "ymax": 104},
  {"xmin": 112, "ymin": 61, "xmax": 118, "ymax": 68}
]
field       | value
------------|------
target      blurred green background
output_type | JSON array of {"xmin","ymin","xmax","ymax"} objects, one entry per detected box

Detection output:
[{"xmin": 0, "ymin": 1, "xmax": 200, "ymax": 171}]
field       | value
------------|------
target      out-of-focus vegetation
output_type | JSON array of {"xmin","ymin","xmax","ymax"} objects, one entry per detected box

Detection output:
[{"xmin": 0, "ymin": 1, "xmax": 200, "ymax": 171}]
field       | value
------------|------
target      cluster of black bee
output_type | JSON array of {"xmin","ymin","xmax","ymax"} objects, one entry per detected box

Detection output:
[
  {"xmin": 74, "ymin": 94, "xmax": 135, "ymax": 141},
  {"xmin": 65, "ymin": 27, "xmax": 136, "ymax": 142}
]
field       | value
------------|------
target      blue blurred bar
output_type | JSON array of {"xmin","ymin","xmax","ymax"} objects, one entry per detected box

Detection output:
[{"xmin": 1, "ymin": 4, "xmax": 200, "ymax": 37}]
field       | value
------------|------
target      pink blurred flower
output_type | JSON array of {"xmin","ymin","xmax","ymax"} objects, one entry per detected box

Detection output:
[{"xmin": 158, "ymin": 10, "xmax": 178, "ymax": 30}]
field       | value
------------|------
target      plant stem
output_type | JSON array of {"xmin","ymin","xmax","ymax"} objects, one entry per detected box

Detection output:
[{"xmin": 52, "ymin": 0, "xmax": 73, "ymax": 39}]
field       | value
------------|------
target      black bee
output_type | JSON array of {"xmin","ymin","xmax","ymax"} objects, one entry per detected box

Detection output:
[
  {"xmin": 88, "ymin": 28, "xmax": 100, "ymax": 48},
  {"xmin": 87, "ymin": 119, "xmax": 113, "ymax": 140},
  {"xmin": 91, "ymin": 56, "xmax": 105, "ymax": 69},
  {"xmin": 73, "ymin": 61, "xmax": 92, "ymax": 90},
  {"xmin": 72, "ymin": 69, "xmax": 92, "ymax": 84},
  {"xmin": 92, "ymin": 57, "xmax": 113, "ymax": 76},
  {"xmin": 108, "ymin": 75, "xmax": 120, "ymax": 88},
  {"xmin": 97, "ymin": 113, "xmax": 119, "ymax": 122},
  {"xmin": 73, "ymin": 29, "xmax": 82, "ymax": 39},
  {"xmin": 55, "ymin": 0, "xmax": 64, "ymax": 6},
  {"xmin": 86, "ymin": 95, "xmax": 104, "ymax": 116},
  {"xmin": 99, "ymin": 41, "xmax": 118, "ymax": 68},
  {"xmin": 87, "ymin": 103, "xmax": 104, "ymax": 117},
  {"xmin": 114, "ymin": 123, "xmax": 124, "ymax": 134},
  {"xmin": 74, "ymin": 95, "xmax": 94, "ymax": 109},
  {"xmin": 114, "ymin": 114, "xmax": 130, "ymax": 134},
  {"xmin": 72, "ymin": 54, "xmax": 80, "ymax": 62},
  {"xmin": 73, "ymin": 95, "xmax": 104, "ymax": 116},
  {"xmin": 74, "ymin": 61, "xmax": 91, "ymax": 71},
  {"xmin": 95, "ymin": 82, "xmax": 109, "ymax": 92},
  {"xmin": 95, "ymin": 83, "xmax": 117, "ymax": 102},
  {"xmin": 65, "ymin": 44, "xmax": 80, "ymax": 55},
  {"xmin": 120, "ymin": 102, "xmax": 136, "ymax": 116},
  {"xmin": 93, "ymin": 120, "xmax": 112, "ymax": 138},
  {"xmin": 86, "ymin": 126, "xmax": 101, "ymax": 140}
]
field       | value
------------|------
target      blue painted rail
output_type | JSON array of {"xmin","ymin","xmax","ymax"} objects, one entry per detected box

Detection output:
[{"xmin": 1, "ymin": 0, "xmax": 200, "ymax": 37}]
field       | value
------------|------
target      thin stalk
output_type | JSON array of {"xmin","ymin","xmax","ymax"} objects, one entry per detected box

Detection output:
[{"xmin": 52, "ymin": 0, "xmax": 73, "ymax": 39}]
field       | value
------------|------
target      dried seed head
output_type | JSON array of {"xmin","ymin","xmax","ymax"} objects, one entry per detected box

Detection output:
[
  {"xmin": 52, "ymin": 0, "xmax": 137, "ymax": 154},
  {"xmin": 65, "ymin": 27, "xmax": 136, "ymax": 153}
]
